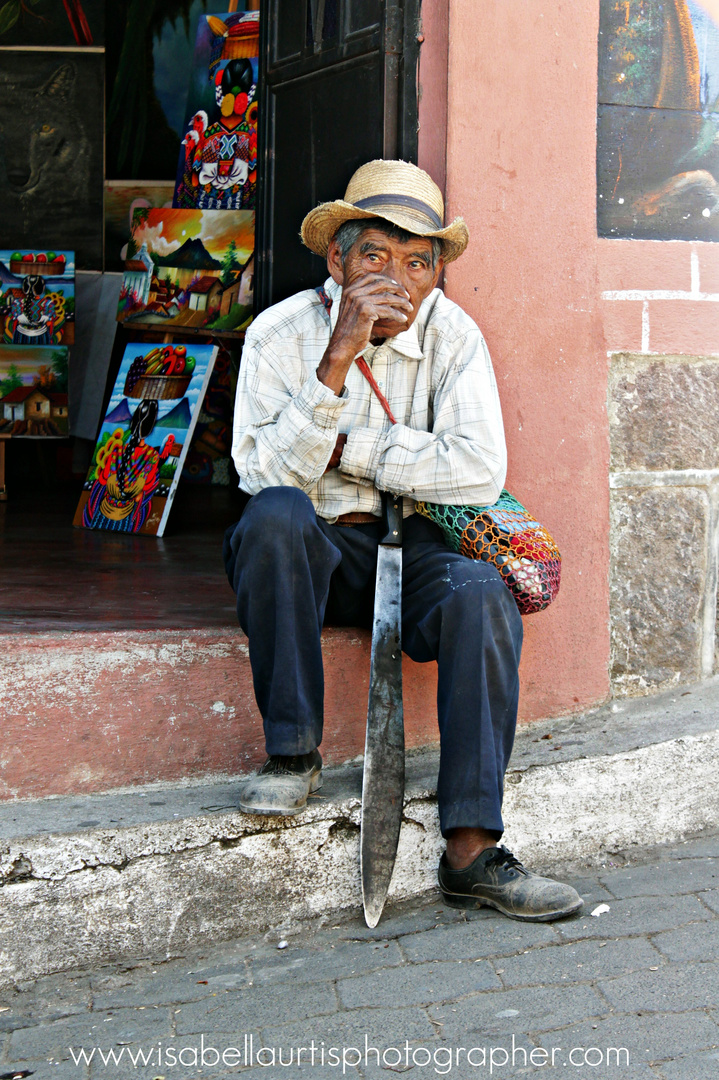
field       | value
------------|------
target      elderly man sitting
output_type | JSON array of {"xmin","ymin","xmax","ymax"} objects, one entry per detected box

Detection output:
[{"xmin": 224, "ymin": 159, "xmax": 582, "ymax": 922}]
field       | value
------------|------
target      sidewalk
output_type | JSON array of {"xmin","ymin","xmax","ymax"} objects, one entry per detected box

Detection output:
[{"xmin": 1, "ymin": 831, "xmax": 718, "ymax": 1080}]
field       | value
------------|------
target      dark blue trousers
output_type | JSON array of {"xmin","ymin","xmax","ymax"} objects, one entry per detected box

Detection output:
[{"xmin": 223, "ymin": 486, "xmax": 523, "ymax": 837}]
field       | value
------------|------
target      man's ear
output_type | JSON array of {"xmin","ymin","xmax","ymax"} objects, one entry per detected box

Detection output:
[
  {"xmin": 430, "ymin": 255, "xmax": 445, "ymax": 290},
  {"xmin": 326, "ymin": 238, "xmax": 345, "ymax": 286}
]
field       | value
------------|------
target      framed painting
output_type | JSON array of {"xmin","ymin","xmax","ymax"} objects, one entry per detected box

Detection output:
[
  {"xmin": 597, "ymin": 0, "xmax": 719, "ymax": 241},
  {"xmin": 0, "ymin": 249, "xmax": 75, "ymax": 346},
  {"xmin": 117, "ymin": 207, "xmax": 255, "ymax": 337},
  {"xmin": 73, "ymin": 341, "xmax": 218, "ymax": 537},
  {"xmin": 0, "ymin": 345, "xmax": 69, "ymax": 437},
  {"xmin": 0, "ymin": 52, "xmax": 104, "ymax": 269},
  {"xmin": 0, "ymin": 0, "xmax": 104, "ymax": 47},
  {"xmin": 173, "ymin": 9, "xmax": 259, "ymax": 211}
]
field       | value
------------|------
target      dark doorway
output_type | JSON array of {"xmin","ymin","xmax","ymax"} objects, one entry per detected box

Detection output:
[{"xmin": 255, "ymin": 0, "xmax": 420, "ymax": 309}]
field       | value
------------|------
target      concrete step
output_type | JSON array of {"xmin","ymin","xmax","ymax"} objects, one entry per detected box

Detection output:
[
  {"xmin": 1, "ymin": 627, "xmax": 437, "ymax": 799},
  {"xmin": 2, "ymin": 677, "xmax": 719, "ymax": 988}
]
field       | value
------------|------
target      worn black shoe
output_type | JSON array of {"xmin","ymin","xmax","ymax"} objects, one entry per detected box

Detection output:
[
  {"xmin": 239, "ymin": 750, "xmax": 323, "ymax": 815},
  {"xmin": 438, "ymin": 845, "xmax": 583, "ymax": 922}
]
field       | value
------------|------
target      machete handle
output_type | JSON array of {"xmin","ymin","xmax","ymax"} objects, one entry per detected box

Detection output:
[{"xmin": 380, "ymin": 491, "xmax": 402, "ymax": 546}]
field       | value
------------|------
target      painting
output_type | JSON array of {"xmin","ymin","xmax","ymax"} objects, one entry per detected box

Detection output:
[
  {"xmin": 0, "ymin": 249, "xmax": 75, "ymax": 346},
  {"xmin": 73, "ymin": 341, "xmax": 218, "ymax": 537},
  {"xmin": 104, "ymin": 182, "xmax": 175, "ymax": 273},
  {"xmin": 0, "ymin": 0, "xmax": 104, "ymax": 46},
  {"xmin": 105, "ymin": 0, "xmax": 214, "ymax": 182},
  {"xmin": 0, "ymin": 52, "xmax": 104, "ymax": 270},
  {"xmin": 181, "ymin": 344, "xmax": 239, "ymax": 485},
  {"xmin": 117, "ymin": 207, "xmax": 255, "ymax": 336},
  {"xmin": 598, "ymin": 0, "xmax": 719, "ymax": 241},
  {"xmin": 0, "ymin": 345, "xmax": 69, "ymax": 437},
  {"xmin": 173, "ymin": 9, "xmax": 259, "ymax": 210}
]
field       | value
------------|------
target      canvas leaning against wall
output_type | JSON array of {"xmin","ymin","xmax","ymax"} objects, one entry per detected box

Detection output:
[
  {"xmin": 597, "ymin": 0, "xmax": 719, "ymax": 241},
  {"xmin": 174, "ymin": 10, "xmax": 259, "ymax": 211},
  {"xmin": 74, "ymin": 342, "xmax": 218, "ymax": 537},
  {"xmin": 0, "ymin": 345, "xmax": 69, "ymax": 437},
  {"xmin": 0, "ymin": 250, "xmax": 75, "ymax": 346},
  {"xmin": 117, "ymin": 207, "xmax": 254, "ymax": 336}
]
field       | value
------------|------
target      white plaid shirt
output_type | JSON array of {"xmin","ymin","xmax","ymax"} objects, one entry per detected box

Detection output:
[{"xmin": 231, "ymin": 277, "xmax": 507, "ymax": 521}]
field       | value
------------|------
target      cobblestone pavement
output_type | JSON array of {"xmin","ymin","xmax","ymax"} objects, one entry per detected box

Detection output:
[{"xmin": 1, "ymin": 833, "xmax": 718, "ymax": 1080}]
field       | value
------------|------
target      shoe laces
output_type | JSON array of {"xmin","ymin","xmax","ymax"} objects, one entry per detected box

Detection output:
[
  {"xmin": 485, "ymin": 845, "xmax": 528, "ymax": 875},
  {"xmin": 259, "ymin": 754, "xmax": 311, "ymax": 776}
]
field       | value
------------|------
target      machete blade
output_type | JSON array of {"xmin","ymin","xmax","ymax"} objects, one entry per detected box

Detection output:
[{"xmin": 361, "ymin": 523, "xmax": 404, "ymax": 929}]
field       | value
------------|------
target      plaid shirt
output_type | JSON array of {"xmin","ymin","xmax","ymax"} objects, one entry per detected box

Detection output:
[{"xmin": 232, "ymin": 277, "xmax": 507, "ymax": 521}]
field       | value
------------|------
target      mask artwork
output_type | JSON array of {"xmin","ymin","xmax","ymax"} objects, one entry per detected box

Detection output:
[
  {"xmin": 173, "ymin": 11, "xmax": 259, "ymax": 211},
  {"xmin": 0, "ymin": 250, "xmax": 75, "ymax": 346},
  {"xmin": 73, "ymin": 342, "xmax": 218, "ymax": 537}
]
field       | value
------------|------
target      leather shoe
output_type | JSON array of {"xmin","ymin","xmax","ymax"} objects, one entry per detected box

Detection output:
[
  {"xmin": 438, "ymin": 845, "xmax": 583, "ymax": 922},
  {"xmin": 239, "ymin": 750, "xmax": 322, "ymax": 815}
]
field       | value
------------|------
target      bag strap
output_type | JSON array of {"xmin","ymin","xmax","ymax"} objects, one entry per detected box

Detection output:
[{"xmin": 315, "ymin": 286, "xmax": 397, "ymax": 425}]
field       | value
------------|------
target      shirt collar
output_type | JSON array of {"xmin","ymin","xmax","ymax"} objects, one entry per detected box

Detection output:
[{"xmin": 323, "ymin": 277, "xmax": 424, "ymax": 361}]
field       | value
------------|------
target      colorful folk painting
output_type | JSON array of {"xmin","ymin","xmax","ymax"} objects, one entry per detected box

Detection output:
[
  {"xmin": 74, "ymin": 341, "xmax": 218, "ymax": 537},
  {"xmin": 0, "ymin": 250, "xmax": 75, "ymax": 347},
  {"xmin": 104, "ymin": 182, "xmax": 175, "ymax": 274},
  {"xmin": 0, "ymin": 52, "xmax": 104, "ymax": 270},
  {"xmin": 117, "ymin": 207, "xmax": 255, "ymax": 336},
  {"xmin": 0, "ymin": 345, "xmax": 69, "ymax": 437},
  {"xmin": 173, "ymin": 10, "xmax": 259, "ymax": 211},
  {"xmin": 598, "ymin": 0, "xmax": 719, "ymax": 241}
]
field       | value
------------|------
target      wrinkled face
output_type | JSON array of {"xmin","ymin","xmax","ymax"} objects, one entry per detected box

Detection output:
[{"xmin": 328, "ymin": 226, "xmax": 443, "ymax": 340}]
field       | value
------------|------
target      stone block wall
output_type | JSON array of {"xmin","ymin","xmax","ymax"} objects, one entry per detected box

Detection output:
[{"xmin": 609, "ymin": 354, "xmax": 719, "ymax": 695}]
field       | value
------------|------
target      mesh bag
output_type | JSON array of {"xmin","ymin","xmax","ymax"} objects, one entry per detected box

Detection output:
[{"xmin": 415, "ymin": 492, "xmax": 561, "ymax": 615}]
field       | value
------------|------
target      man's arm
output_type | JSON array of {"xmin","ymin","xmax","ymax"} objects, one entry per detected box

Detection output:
[
  {"xmin": 339, "ymin": 323, "xmax": 507, "ymax": 506},
  {"xmin": 232, "ymin": 332, "xmax": 349, "ymax": 494}
]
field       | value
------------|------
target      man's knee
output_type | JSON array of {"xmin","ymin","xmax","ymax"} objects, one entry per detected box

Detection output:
[
  {"xmin": 224, "ymin": 487, "xmax": 316, "ymax": 586},
  {"xmin": 441, "ymin": 559, "xmax": 523, "ymax": 638}
]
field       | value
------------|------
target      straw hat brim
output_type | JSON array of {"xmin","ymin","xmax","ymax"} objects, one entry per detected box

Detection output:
[{"xmin": 300, "ymin": 199, "xmax": 469, "ymax": 264}]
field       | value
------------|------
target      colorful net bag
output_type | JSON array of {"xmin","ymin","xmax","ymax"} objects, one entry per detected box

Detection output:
[{"xmin": 414, "ymin": 493, "xmax": 561, "ymax": 615}]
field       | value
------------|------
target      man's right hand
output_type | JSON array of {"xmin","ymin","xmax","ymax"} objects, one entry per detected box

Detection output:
[{"xmin": 316, "ymin": 274, "xmax": 412, "ymax": 396}]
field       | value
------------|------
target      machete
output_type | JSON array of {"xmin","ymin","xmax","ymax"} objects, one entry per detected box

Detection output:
[{"xmin": 361, "ymin": 491, "xmax": 404, "ymax": 928}]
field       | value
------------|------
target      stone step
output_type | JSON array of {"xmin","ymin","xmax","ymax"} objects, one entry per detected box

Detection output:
[
  {"xmin": 2, "ymin": 677, "xmax": 718, "ymax": 988},
  {"xmin": 1, "ymin": 627, "xmax": 437, "ymax": 800}
]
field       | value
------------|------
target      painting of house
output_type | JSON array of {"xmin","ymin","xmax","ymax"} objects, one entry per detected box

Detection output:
[
  {"xmin": 0, "ymin": 345, "xmax": 69, "ymax": 436},
  {"xmin": 117, "ymin": 208, "xmax": 254, "ymax": 336},
  {"xmin": 187, "ymin": 276, "xmax": 218, "ymax": 311},
  {"xmin": 123, "ymin": 242, "xmax": 154, "ymax": 307}
]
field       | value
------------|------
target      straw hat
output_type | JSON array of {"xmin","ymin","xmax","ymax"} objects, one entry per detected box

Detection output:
[{"xmin": 300, "ymin": 159, "xmax": 469, "ymax": 264}]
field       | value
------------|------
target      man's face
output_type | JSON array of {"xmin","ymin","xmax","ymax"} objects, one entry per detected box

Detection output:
[{"xmin": 328, "ymin": 226, "xmax": 443, "ymax": 340}]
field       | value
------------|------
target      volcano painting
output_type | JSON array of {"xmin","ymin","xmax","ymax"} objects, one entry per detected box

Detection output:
[{"xmin": 117, "ymin": 207, "xmax": 255, "ymax": 337}]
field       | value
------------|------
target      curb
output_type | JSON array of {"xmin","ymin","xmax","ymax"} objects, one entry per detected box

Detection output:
[{"xmin": 1, "ymin": 677, "xmax": 719, "ymax": 987}]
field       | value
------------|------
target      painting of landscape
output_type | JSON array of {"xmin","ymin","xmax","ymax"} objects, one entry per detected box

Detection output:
[
  {"xmin": 117, "ymin": 207, "xmax": 254, "ymax": 337},
  {"xmin": 0, "ymin": 250, "xmax": 75, "ymax": 346},
  {"xmin": 74, "ymin": 341, "xmax": 218, "ymax": 537},
  {"xmin": 0, "ymin": 345, "xmax": 69, "ymax": 437}
]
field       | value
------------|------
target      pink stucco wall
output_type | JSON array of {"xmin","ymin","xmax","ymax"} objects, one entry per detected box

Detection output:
[{"xmin": 421, "ymin": 0, "xmax": 612, "ymax": 721}]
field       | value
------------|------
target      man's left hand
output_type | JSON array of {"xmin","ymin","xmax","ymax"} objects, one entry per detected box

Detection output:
[{"xmin": 324, "ymin": 432, "xmax": 348, "ymax": 472}]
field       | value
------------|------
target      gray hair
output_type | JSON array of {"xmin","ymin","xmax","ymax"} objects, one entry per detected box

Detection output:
[{"xmin": 333, "ymin": 219, "xmax": 443, "ymax": 270}]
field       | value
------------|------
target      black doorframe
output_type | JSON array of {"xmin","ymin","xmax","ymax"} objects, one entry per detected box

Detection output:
[{"xmin": 254, "ymin": 0, "xmax": 421, "ymax": 313}]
